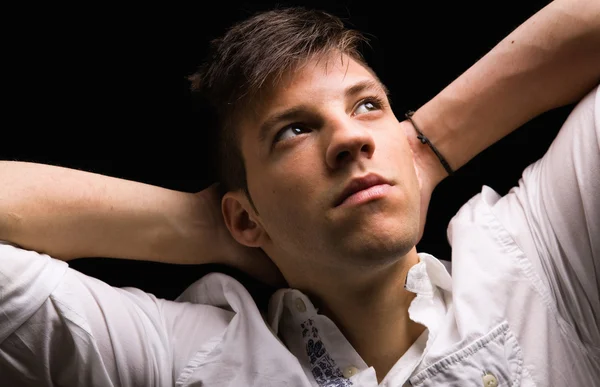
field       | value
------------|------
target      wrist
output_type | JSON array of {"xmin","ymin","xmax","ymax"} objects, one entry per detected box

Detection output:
[
  {"xmin": 154, "ymin": 190, "xmax": 225, "ymax": 265},
  {"xmin": 401, "ymin": 117, "xmax": 448, "ymax": 190}
]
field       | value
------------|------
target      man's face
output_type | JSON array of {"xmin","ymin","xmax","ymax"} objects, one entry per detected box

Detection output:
[{"xmin": 228, "ymin": 53, "xmax": 421, "ymax": 278}]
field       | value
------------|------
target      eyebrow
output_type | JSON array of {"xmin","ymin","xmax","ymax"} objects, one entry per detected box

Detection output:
[{"xmin": 258, "ymin": 79, "xmax": 389, "ymax": 145}]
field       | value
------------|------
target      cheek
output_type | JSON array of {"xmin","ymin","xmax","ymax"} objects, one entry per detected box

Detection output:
[
  {"xmin": 253, "ymin": 177, "xmax": 322, "ymax": 247},
  {"xmin": 252, "ymin": 159, "xmax": 323, "ymax": 216},
  {"xmin": 379, "ymin": 126, "xmax": 414, "ymax": 167},
  {"xmin": 271, "ymin": 146, "xmax": 323, "ymax": 192},
  {"xmin": 378, "ymin": 127, "xmax": 421, "ymax": 197}
]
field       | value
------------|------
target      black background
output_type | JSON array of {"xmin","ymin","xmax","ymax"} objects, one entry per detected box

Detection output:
[{"xmin": 4, "ymin": 1, "xmax": 573, "ymax": 304}]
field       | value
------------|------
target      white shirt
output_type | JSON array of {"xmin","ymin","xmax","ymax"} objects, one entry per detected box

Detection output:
[{"xmin": 1, "ymin": 85, "xmax": 598, "ymax": 386}]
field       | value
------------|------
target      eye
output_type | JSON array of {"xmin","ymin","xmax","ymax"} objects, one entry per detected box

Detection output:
[
  {"xmin": 353, "ymin": 97, "xmax": 383, "ymax": 116},
  {"xmin": 273, "ymin": 124, "xmax": 311, "ymax": 144}
]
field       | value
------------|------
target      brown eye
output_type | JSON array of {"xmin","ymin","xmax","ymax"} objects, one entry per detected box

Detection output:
[
  {"xmin": 354, "ymin": 98, "xmax": 382, "ymax": 115},
  {"xmin": 274, "ymin": 125, "xmax": 311, "ymax": 143}
]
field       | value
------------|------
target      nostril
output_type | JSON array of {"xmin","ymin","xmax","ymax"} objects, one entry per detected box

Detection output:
[{"xmin": 336, "ymin": 150, "xmax": 350, "ymax": 163}]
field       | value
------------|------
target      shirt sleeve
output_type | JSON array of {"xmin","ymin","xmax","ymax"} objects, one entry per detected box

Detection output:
[
  {"xmin": 0, "ymin": 242, "xmax": 235, "ymax": 387},
  {"xmin": 498, "ymin": 85, "xmax": 600, "ymax": 348}
]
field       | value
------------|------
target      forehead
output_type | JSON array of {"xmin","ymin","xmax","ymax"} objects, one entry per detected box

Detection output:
[
  {"xmin": 240, "ymin": 54, "xmax": 385, "ymax": 146},
  {"xmin": 260, "ymin": 54, "xmax": 380, "ymax": 111}
]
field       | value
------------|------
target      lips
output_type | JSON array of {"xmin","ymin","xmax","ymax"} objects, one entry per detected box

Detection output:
[{"xmin": 334, "ymin": 173, "xmax": 392, "ymax": 207}]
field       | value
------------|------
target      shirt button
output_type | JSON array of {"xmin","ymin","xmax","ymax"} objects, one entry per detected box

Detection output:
[
  {"xmin": 482, "ymin": 372, "xmax": 498, "ymax": 387},
  {"xmin": 294, "ymin": 298, "xmax": 307, "ymax": 313},
  {"xmin": 343, "ymin": 366, "xmax": 359, "ymax": 379}
]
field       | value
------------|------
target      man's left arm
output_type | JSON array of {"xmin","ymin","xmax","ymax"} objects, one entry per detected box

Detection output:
[
  {"xmin": 405, "ymin": 0, "xmax": 599, "ymax": 344},
  {"xmin": 405, "ymin": 0, "xmax": 600, "ymax": 239},
  {"xmin": 407, "ymin": 0, "xmax": 600, "ymax": 185}
]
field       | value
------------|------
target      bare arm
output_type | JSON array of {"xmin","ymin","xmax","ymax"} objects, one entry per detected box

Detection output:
[
  {"xmin": 406, "ymin": 0, "xmax": 600, "ymax": 239},
  {"xmin": 0, "ymin": 161, "xmax": 219, "ymax": 263},
  {"xmin": 408, "ymin": 0, "xmax": 600, "ymax": 188},
  {"xmin": 0, "ymin": 161, "xmax": 285, "ymax": 285}
]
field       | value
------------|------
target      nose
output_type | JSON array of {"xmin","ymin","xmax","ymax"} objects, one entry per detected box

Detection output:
[{"xmin": 325, "ymin": 119, "xmax": 376, "ymax": 170}]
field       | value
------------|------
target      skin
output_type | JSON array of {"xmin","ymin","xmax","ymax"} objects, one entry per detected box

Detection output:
[{"xmin": 222, "ymin": 53, "xmax": 426, "ymax": 381}]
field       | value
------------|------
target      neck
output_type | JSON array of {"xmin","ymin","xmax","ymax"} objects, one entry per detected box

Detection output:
[{"xmin": 291, "ymin": 247, "xmax": 425, "ymax": 382}]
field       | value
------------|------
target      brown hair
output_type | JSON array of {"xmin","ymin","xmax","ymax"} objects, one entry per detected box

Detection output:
[{"xmin": 188, "ymin": 7, "xmax": 371, "ymax": 211}]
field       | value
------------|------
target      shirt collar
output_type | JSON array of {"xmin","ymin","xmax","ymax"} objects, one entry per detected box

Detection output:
[
  {"xmin": 267, "ymin": 253, "xmax": 452, "ymax": 339},
  {"xmin": 404, "ymin": 253, "xmax": 453, "ymax": 346},
  {"xmin": 265, "ymin": 254, "xmax": 452, "ymax": 384}
]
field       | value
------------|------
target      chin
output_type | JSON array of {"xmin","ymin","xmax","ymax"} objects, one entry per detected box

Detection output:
[{"xmin": 338, "ymin": 222, "xmax": 419, "ymax": 265}]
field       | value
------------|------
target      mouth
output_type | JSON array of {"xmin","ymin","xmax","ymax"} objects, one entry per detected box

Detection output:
[{"xmin": 334, "ymin": 173, "xmax": 393, "ymax": 207}]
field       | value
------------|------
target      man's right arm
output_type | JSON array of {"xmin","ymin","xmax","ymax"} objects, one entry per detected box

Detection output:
[
  {"xmin": 0, "ymin": 164, "xmax": 270, "ymax": 385},
  {"xmin": 0, "ymin": 164, "xmax": 269, "ymax": 385},
  {"xmin": 0, "ymin": 161, "xmax": 221, "ymax": 264},
  {"xmin": 0, "ymin": 161, "xmax": 285, "ymax": 286}
]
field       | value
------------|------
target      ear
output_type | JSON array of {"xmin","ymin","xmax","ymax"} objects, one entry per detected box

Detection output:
[{"xmin": 222, "ymin": 191, "xmax": 268, "ymax": 248}]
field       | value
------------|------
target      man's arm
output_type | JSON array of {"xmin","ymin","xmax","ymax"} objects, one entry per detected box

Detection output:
[
  {"xmin": 404, "ymin": 0, "xmax": 600, "ymax": 239},
  {"xmin": 0, "ymin": 161, "xmax": 285, "ymax": 286},
  {"xmin": 0, "ymin": 161, "xmax": 220, "ymax": 263},
  {"xmin": 408, "ymin": 0, "xmax": 600, "ymax": 188}
]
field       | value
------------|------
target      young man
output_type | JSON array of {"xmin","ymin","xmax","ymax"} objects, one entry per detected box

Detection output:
[{"xmin": 1, "ymin": 1, "xmax": 599, "ymax": 386}]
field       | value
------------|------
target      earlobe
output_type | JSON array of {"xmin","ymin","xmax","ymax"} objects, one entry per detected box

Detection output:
[{"xmin": 222, "ymin": 193, "xmax": 266, "ymax": 248}]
